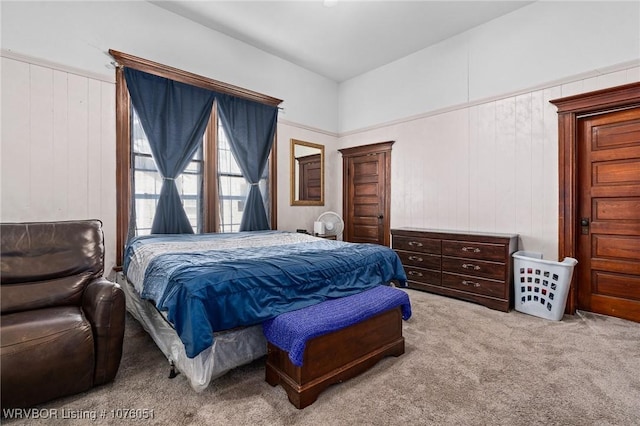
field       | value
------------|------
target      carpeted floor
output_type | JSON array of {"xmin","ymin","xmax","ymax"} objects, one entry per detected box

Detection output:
[{"xmin": 4, "ymin": 289, "xmax": 640, "ymax": 425}]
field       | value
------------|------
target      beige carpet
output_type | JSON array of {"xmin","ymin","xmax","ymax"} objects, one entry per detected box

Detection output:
[{"xmin": 4, "ymin": 289, "xmax": 640, "ymax": 425}]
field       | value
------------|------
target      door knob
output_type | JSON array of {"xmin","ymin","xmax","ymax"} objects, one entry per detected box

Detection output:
[
  {"xmin": 580, "ymin": 218, "xmax": 590, "ymax": 235},
  {"xmin": 378, "ymin": 215, "xmax": 384, "ymax": 219}
]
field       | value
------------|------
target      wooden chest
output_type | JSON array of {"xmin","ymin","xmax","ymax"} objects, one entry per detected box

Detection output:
[
  {"xmin": 391, "ymin": 228, "xmax": 518, "ymax": 311},
  {"xmin": 265, "ymin": 306, "xmax": 405, "ymax": 409}
]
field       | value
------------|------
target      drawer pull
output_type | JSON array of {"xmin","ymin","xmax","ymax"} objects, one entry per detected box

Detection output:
[
  {"xmin": 462, "ymin": 246, "xmax": 481, "ymax": 253},
  {"xmin": 462, "ymin": 280, "xmax": 481, "ymax": 288},
  {"xmin": 408, "ymin": 271, "xmax": 424, "ymax": 277},
  {"xmin": 462, "ymin": 263, "xmax": 481, "ymax": 271},
  {"xmin": 408, "ymin": 255, "xmax": 423, "ymax": 262},
  {"xmin": 408, "ymin": 241, "xmax": 423, "ymax": 247}
]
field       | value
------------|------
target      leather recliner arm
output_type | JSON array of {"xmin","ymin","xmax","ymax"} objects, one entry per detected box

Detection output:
[{"xmin": 82, "ymin": 278, "xmax": 126, "ymax": 386}]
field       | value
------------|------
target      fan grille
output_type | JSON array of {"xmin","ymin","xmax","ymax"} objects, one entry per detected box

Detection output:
[{"xmin": 316, "ymin": 211, "xmax": 344, "ymax": 237}]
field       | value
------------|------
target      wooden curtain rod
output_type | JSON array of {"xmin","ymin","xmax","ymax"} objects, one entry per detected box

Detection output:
[{"xmin": 109, "ymin": 49, "xmax": 283, "ymax": 107}]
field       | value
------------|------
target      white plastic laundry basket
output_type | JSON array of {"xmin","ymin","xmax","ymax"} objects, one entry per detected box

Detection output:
[{"xmin": 513, "ymin": 251, "xmax": 578, "ymax": 321}]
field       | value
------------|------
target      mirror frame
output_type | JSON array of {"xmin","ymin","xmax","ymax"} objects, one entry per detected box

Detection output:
[{"xmin": 290, "ymin": 139, "xmax": 324, "ymax": 206}]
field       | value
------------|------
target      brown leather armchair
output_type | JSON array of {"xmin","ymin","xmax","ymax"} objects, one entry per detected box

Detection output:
[{"xmin": 1, "ymin": 220, "xmax": 126, "ymax": 408}]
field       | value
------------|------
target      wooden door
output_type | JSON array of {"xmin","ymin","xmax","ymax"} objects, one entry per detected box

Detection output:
[
  {"xmin": 339, "ymin": 142, "xmax": 393, "ymax": 246},
  {"xmin": 577, "ymin": 107, "xmax": 640, "ymax": 321},
  {"xmin": 551, "ymin": 82, "xmax": 640, "ymax": 322},
  {"xmin": 298, "ymin": 154, "xmax": 321, "ymax": 201}
]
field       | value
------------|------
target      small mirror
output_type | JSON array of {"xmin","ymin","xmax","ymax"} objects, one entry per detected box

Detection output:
[{"xmin": 290, "ymin": 139, "xmax": 324, "ymax": 206}]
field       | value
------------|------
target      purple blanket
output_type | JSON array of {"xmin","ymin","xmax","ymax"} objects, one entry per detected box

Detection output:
[{"xmin": 262, "ymin": 285, "xmax": 411, "ymax": 366}]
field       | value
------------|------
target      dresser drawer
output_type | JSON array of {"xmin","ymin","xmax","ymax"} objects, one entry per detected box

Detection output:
[
  {"xmin": 396, "ymin": 250, "xmax": 441, "ymax": 270},
  {"xmin": 442, "ymin": 257, "xmax": 505, "ymax": 281},
  {"xmin": 404, "ymin": 266, "xmax": 441, "ymax": 287},
  {"xmin": 392, "ymin": 236, "xmax": 440, "ymax": 255},
  {"xmin": 442, "ymin": 240, "xmax": 506, "ymax": 262},
  {"xmin": 391, "ymin": 228, "xmax": 517, "ymax": 312},
  {"xmin": 442, "ymin": 272, "xmax": 506, "ymax": 299}
]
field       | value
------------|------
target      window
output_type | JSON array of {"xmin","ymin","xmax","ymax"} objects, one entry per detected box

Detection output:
[
  {"xmin": 131, "ymin": 108, "xmax": 203, "ymax": 235},
  {"xmin": 216, "ymin": 125, "xmax": 270, "ymax": 233},
  {"xmin": 217, "ymin": 126, "xmax": 246, "ymax": 232},
  {"xmin": 112, "ymin": 49, "xmax": 281, "ymax": 267}
]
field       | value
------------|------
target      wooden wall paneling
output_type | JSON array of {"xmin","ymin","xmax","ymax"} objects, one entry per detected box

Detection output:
[
  {"xmin": 400, "ymin": 139, "xmax": 412, "ymax": 227},
  {"xmin": 405, "ymin": 123, "xmax": 424, "ymax": 228},
  {"xmin": 1, "ymin": 58, "xmax": 31, "ymax": 219},
  {"xmin": 402, "ymin": 125, "xmax": 416, "ymax": 227},
  {"xmin": 515, "ymin": 93, "xmax": 533, "ymax": 239},
  {"xmin": 453, "ymin": 109, "xmax": 470, "ymax": 230},
  {"xmin": 420, "ymin": 121, "xmax": 436, "ymax": 229},
  {"xmin": 29, "ymin": 65, "xmax": 55, "ymax": 216},
  {"xmin": 530, "ymin": 89, "xmax": 546, "ymax": 248},
  {"xmin": 2, "ymin": 56, "xmax": 118, "ymax": 271},
  {"xmin": 67, "ymin": 74, "xmax": 89, "ymax": 219},
  {"xmin": 542, "ymin": 86, "xmax": 562, "ymax": 259},
  {"xmin": 52, "ymin": 70, "xmax": 70, "ymax": 219},
  {"xmin": 444, "ymin": 112, "xmax": 462, "ymax": 229},
  {"xmin": 101, "ymin": 81, "xmax": 117, "ymax": 273},
  {"xmin": 389, "ymin": 138, "xmax": 406, "ymax": 228},
  {"xmin": 474, "ymin": 102, "xmax": 498, "ymax": 232},
  {"xmin": 436, "ymin": 113, "xmax": 458, "ymax": 229},
  {"xmin": 426, "ymin": 116, "xmax": 443, "ymax": 228},
  {"xmin": 468, "ymin": 104, "xmax": 480, "ymax": 231},
  {"xmin": 494, "ymin": 97, "xmax": 516, "ymax": 232},
  {"xmin": 87, "ymin": 78, "xmax": 103, "ymax": 222},
  {"xmin": 430, "ymin": 115, "xmax": 446, "ymax": 228},
  {"xmin": 428, "ymin": 117, "xmax": 446, "ymax": 228}
]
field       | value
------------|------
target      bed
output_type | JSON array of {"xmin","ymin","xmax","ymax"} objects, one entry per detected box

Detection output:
[{"xmin": 118, "ymin": 230, "xmax": 407, "ymax": 391}]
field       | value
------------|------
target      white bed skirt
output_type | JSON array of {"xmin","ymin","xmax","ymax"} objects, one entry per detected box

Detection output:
[{"xmin": 116, "ymin": 272, "xmax": 267, "ymax": 392}]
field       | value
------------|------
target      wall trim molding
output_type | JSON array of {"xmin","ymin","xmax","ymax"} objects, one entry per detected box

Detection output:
[
  {"xmin": 4, "ymin": 48, "xmax": 637, "ymax": 140},
  {"xmin": 338, "ymin": 59, "xmax": 640, "ymax": 138},
  {"xmin": 1, "ymin": 49, "xmax": 115, "ymax": 83},
  {"xmin": 277, "ymin": 118, "xmax": 338, "ymax": 138}
]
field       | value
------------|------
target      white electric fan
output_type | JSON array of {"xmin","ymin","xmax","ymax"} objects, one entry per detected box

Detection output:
[{"xmin": 315, "ymin": 211, "xmax": 345, "ymax": 239}]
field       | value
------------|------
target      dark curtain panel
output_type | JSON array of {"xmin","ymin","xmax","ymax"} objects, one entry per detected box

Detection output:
[
  {"xmin": 124, "ymin": 68, "xmax": 215, "ymax": 234},
  {"xmin": 217, "ymin": 94, "xmax": 278, "ymax": 231}
]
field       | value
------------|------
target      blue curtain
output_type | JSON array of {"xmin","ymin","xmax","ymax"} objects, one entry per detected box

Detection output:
[
  {"xmin": 217, "ymin": 94, "xmax": 278, "ymax": 231},
  {"xmin": 124, "ymin": 68, "xmax": 215, "ymax": 234}
]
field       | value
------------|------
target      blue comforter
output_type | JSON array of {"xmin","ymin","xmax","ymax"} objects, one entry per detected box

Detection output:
[{"xmin": 124, "ymin": 231, "xmax": 407, "ymax": 358}]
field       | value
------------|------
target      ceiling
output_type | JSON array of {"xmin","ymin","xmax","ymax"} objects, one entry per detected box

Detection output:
[{"xmin": 151, "ymin": 1, "xmax": 534, "ymax": 82}]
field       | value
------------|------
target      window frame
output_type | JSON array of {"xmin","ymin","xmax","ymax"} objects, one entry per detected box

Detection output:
[{"xmin": 112, "ymin": 50, "xmax": 282, "ymax": 269}]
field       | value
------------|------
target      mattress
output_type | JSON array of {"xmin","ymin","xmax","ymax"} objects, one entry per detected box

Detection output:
[
  {"xmin": 117, "ymin": 272, "xmax": 267, "ymax": 392},
  {"xmin": 123, "ymin": 230, "xmax": 407, "ymax": 358}
]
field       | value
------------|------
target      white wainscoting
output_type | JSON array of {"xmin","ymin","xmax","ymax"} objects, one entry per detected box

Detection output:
[
  {"xmin": 338, "ymin": 66, "xmax": 640, "ymax": 261},
  {"xmin": 1, "ymin": 56, "xmax": 117, "ymax": 273},
  {"xmin": 2, "ymin": 52, "xmax": 637, "ymax": 271}
]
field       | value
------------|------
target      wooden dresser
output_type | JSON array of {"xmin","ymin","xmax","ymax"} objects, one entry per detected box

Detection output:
[{"xmin": 391, "ymin": 228, "xmax": 518, "ymax": 312}]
